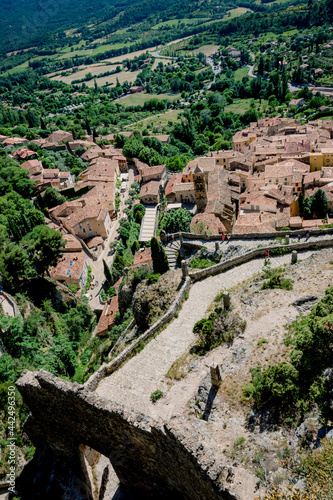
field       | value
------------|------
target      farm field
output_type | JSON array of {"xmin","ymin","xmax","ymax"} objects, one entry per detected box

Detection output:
[
  {"xmin": 152, "ymin": 18, "xmax": 209, "ymax": 29},
  {"xmin": 125, "ymin": 108, "xmax": 182, "ymax": 133},
  {"xmin": 191, "ymin": 44, "xmax": 219, "ymax": 56},
  {"xmin": 233, "ymin": 66, "xmax": 251, "ymax": 81},
  {"xmin": 118, "ymin": 92, "xmax": 181, "ymax": 107},
  {"xmin": 225, "ymin": 98, "xmax": 268, "ymax": 114}
]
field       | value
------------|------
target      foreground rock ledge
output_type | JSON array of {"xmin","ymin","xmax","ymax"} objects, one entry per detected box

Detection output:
[{"xmin": 15, "ymin": 369, "xmax": 258, "ymax": 500}]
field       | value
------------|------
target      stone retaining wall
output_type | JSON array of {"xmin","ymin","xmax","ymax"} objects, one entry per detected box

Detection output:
[
  {"xmin": 188, "ymin": 238, "xmax": 333, "ymax": 280},
  {"xmin": 84, "ymin": 277, "xmax": 192, "ymax": 391},
  {"xmin": 171, "ymin": 226, "xmax": 333, "ymax": 241}
]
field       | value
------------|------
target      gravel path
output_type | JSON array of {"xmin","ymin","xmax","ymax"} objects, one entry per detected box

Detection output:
[{"xmin": 96, "ymin": 251, "xmax": 314, "ymax": 413}]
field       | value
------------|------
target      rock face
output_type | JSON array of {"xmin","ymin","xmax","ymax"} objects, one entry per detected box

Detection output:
[
  {"xmin": 292, "ymin": 294, "xmax": 319, "ymax": 312},
  {"xmin": 15, "ymin": 370, "xmax": 240, "ymax": 500},
  {"xmin": 132, "ymin": 270, "xmax": 181, "ymax": 330}
]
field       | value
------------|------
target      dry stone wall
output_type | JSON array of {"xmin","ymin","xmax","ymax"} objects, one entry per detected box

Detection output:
[
  {"xmin": 188, "ymin": 237, "xmax": 333, "ymax": 280},
  {"xmin": 16, "ymin": 370, "xmax": 238, "ymax": 500}
]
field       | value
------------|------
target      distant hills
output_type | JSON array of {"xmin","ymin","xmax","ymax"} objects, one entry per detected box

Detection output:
[{"xmin": 0, "ymin": 0, "xmax": 259, "ymax": 53}]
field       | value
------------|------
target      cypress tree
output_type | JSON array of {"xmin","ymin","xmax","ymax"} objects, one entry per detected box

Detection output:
[
  {"xmin": 103, "ymin": 259, "xmax": 112, "ymax": 284},
  {"xmin": 151, "ymin": 237, "xmax": 169, "ymax": 275}
]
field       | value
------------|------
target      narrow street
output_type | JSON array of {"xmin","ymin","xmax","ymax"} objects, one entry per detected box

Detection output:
[{"xmin": 84, "ymin": 168, "xmax": 134, "ymax": 311}]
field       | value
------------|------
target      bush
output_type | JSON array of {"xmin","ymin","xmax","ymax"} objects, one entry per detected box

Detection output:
[
  {"xmin": 150, "ymin": 390, "xmax": 163, "ymax": 403},
  {"xmin": 189, "ymin": 258, "xmax": 213, "ymax": 269},
  {"xmin": 193, "ymin": 310, "xmax": 246, "ymax": 354},
  {"xmin": 159, "ymin": 208, "xmax": 192, "ymax": 233},
  {"xmin": 146, "ymin": 273, "xmax": 161, "ymax": 285}
]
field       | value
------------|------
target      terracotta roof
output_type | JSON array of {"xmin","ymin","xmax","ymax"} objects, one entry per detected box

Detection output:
[
  {"xmin": 47, "ymin": 130, "xmax": 73, "ymax": 144},
  {"xmin": 165, "ymin": 174, "xmax": 182, "ymax": 197},
  {"xmin": 63, "ymin": 205, "xmax": 108, "ymax": 228},
  {"xmin": 141, "ymin": 165, "xmax": 165, "ymax": 178},
  {"xmin": 14, "ymin": 148, "xmax": 36, "ymax": 160},
  {"xmin": 96, "ymin": 294, "xmax": 119, "ymax": 335},
  {"xmin": 21, "ymin": 159, "xmax": 43, "ymax": 171},
  {"xmin": 85, "ymin": 236, "xmax": 104, "ymax": 248},
  {"xmin": 174, "ymin": 182, "xmax": 195, "ymax": 193},
  {"xmin": 152, "ymin": 135, "xmax": 170, "ymax": 142},
  {"xmin": 303, "ymin": 170, "xmax": 322, "ymax": 184},
  {"xmin": 49, "ymin": 251, "xmax": 85, "ymax": 282},
  {"xmin": 133, "ymin": 247, "xmax": 152, "ymax": 266},
  {"xmin": 62, "ymin": 233, "xmax": 82, "ymax": 251},
  {"xmin": 191, "ymin": 213, "xmax": 226, "ymax": 235},
  {"xmin": 139, "ymin": 180, "xmax": 160, "ymax": 197}
]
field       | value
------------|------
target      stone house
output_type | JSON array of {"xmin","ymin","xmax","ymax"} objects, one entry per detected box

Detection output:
[
  {"xmin": 139, "ymin": 180, "xmax": 160, "ymax": 205},
  {"xmin": 141, "ymin": 165, "xmax": 167, "ymax": 187},
  {"xmin": 62, "ymin": 205, "xmax": 112, "ymax": 240},
  {"xmin": 49, "ymin": 251, "xmax": 88, "ymax": 289}
]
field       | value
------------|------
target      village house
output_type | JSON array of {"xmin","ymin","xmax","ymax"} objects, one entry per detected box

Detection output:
[
  {"xmin": 140, "ymin": 165, "xmax": 167, "ymax": 187},
  {"xmin": 3, "ymin": 137, "xmax": 28, "ymax": 147},
  {"xmin": 47, "ymin": 129, "xmax": 73, "ymax": 144},
  {"xmin": 174, "ymin": 182, "xmax": 196, "ymax": 204},
  {"xmin": 232, "ymin": 129, "xmax": 257, "ymax": 152},
  {"xmin": 61, "ymin": 205, "xmax": 112, "ymax": 240},
  {"xmin": 139, "ymin": 180, "xmax": 161, "ymax": 205},
  {"xmin": 152, "ymin": 135, "xmax": 170, "ymax": 144},
  {"xmin": 49, "ymin": 251, "xmax": 88, "ymax": 289},
  {"xmin": 165, "ymin": 173, "xmax": 183, "ymax": 203},
  {"xmin": 129, "ymin": 86, "xmax": 144, "ymax": 93},
  {"xmin": 13, "ymin": 148, "xmax": 37, "ymax": 161},
  {"xmin": 288, "ymin": 98, "xmax": 305, "ymax": 110}
]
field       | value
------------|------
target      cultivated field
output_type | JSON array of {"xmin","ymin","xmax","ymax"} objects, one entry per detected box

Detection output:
[{"xmin": 118, "ymin": 92, "xmax": 181, "ymax": 107}]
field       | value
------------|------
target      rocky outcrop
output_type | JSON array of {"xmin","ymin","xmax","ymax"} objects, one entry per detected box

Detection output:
[
  {"xmin": 132, "ymin": 270, "xmax": 182, "ymax": 330},
  {"xmin": 15, "ymin": 370, "xmax": 245, "ymax": 500}
]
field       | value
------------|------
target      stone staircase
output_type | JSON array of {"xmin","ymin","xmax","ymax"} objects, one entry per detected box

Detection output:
[
  {"xmin": 163, "ymin": 239, "xmax": 181, "ymax": 269},
  {"xmin": 139, "ymin": 205, "xmax": 158, "ymax": 242}
]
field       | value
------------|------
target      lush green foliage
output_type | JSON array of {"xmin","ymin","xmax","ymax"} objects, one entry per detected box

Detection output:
[
  {"xmin": 189, "ymin": 257, "xmax": 214, "ymax": 269},
  {"xmin": 159, "ymin": 208, "xmax": 193, "ymax": 234},
  {"xmin": 246, "ymin": 286, "xmax": 333, "ymax": 421},
  {"xmin": 151, "ymin": 237, "xmax": 169, "ymax": 275}
]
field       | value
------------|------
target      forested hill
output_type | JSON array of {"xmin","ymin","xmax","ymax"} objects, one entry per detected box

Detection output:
[{"xmin": 1, "ymin": 0, "xmax": 268, "ymax": 54}]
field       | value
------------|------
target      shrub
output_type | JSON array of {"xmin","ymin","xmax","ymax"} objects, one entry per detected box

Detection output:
[
  {"xmin": 189, "ymin": 258, "xmax": 213, "ymax": 269},
  {"xmin": 150, "ymin": 390, "xmax": 163, "ymax": 403},
  {"xmin": 193, "ymin": 310, "xmax": 246, "ymax": 354},
  {"xmin": 146, "ymin": 273, "xmax": 161, "ymax": 285}
]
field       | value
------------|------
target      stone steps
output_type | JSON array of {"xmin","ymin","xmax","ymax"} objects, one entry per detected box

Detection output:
[
  {"xmin": 139, "ymin": 206, "xmax": 158, "ymax": 242},
  {"xmin": 163, "ymin": 240, "xmax": 181, "ymax": 269}
]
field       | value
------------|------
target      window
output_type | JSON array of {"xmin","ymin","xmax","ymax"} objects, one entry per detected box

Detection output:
[
  {"xmin": 285, "ymin": 178, "xmax": 288, "ymax": 181},
  {"xmin": 82, "ymin": 228, "xmax": 86, "ymax": 233}
]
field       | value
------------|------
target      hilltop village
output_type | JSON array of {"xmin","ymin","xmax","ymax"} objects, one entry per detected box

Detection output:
[
  {"xmin": 5, "ymin": 117, "xmax": 333, "ymax": 246},
  {"xmin": 0, "ymin": 117, "xmax": 332, "ymax": 338}
]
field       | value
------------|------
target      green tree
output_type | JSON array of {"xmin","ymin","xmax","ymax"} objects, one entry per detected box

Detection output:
[
  {"xmin": 43, "ymin": 188, "xmax": 66, "ymax": 209},
  {"xmin": 151, "ymin": 237, "xmax": 169, "ymax": 275},
  {"xmin": 311, "ymin": 189, "xmax": 328, "ymax": 218},
  {"xmin": 22, "ymin": 226, "xmax": 65, "ymax": 276},
  {"xmin": 103, "ymin": 259, "xmax": 112, "ymax": 284},
  {"xmin": 0, "ymin": 243, "xmax": 34, "ymax": 291},
  {"xmin": 160, "ymin": 208, "xmax": 192, "ymax": 233}
]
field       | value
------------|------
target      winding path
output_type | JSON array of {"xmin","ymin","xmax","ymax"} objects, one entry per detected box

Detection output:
[{"xmin": 96, "ymin": 250, "xmax": 314, "ymax": 414}]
